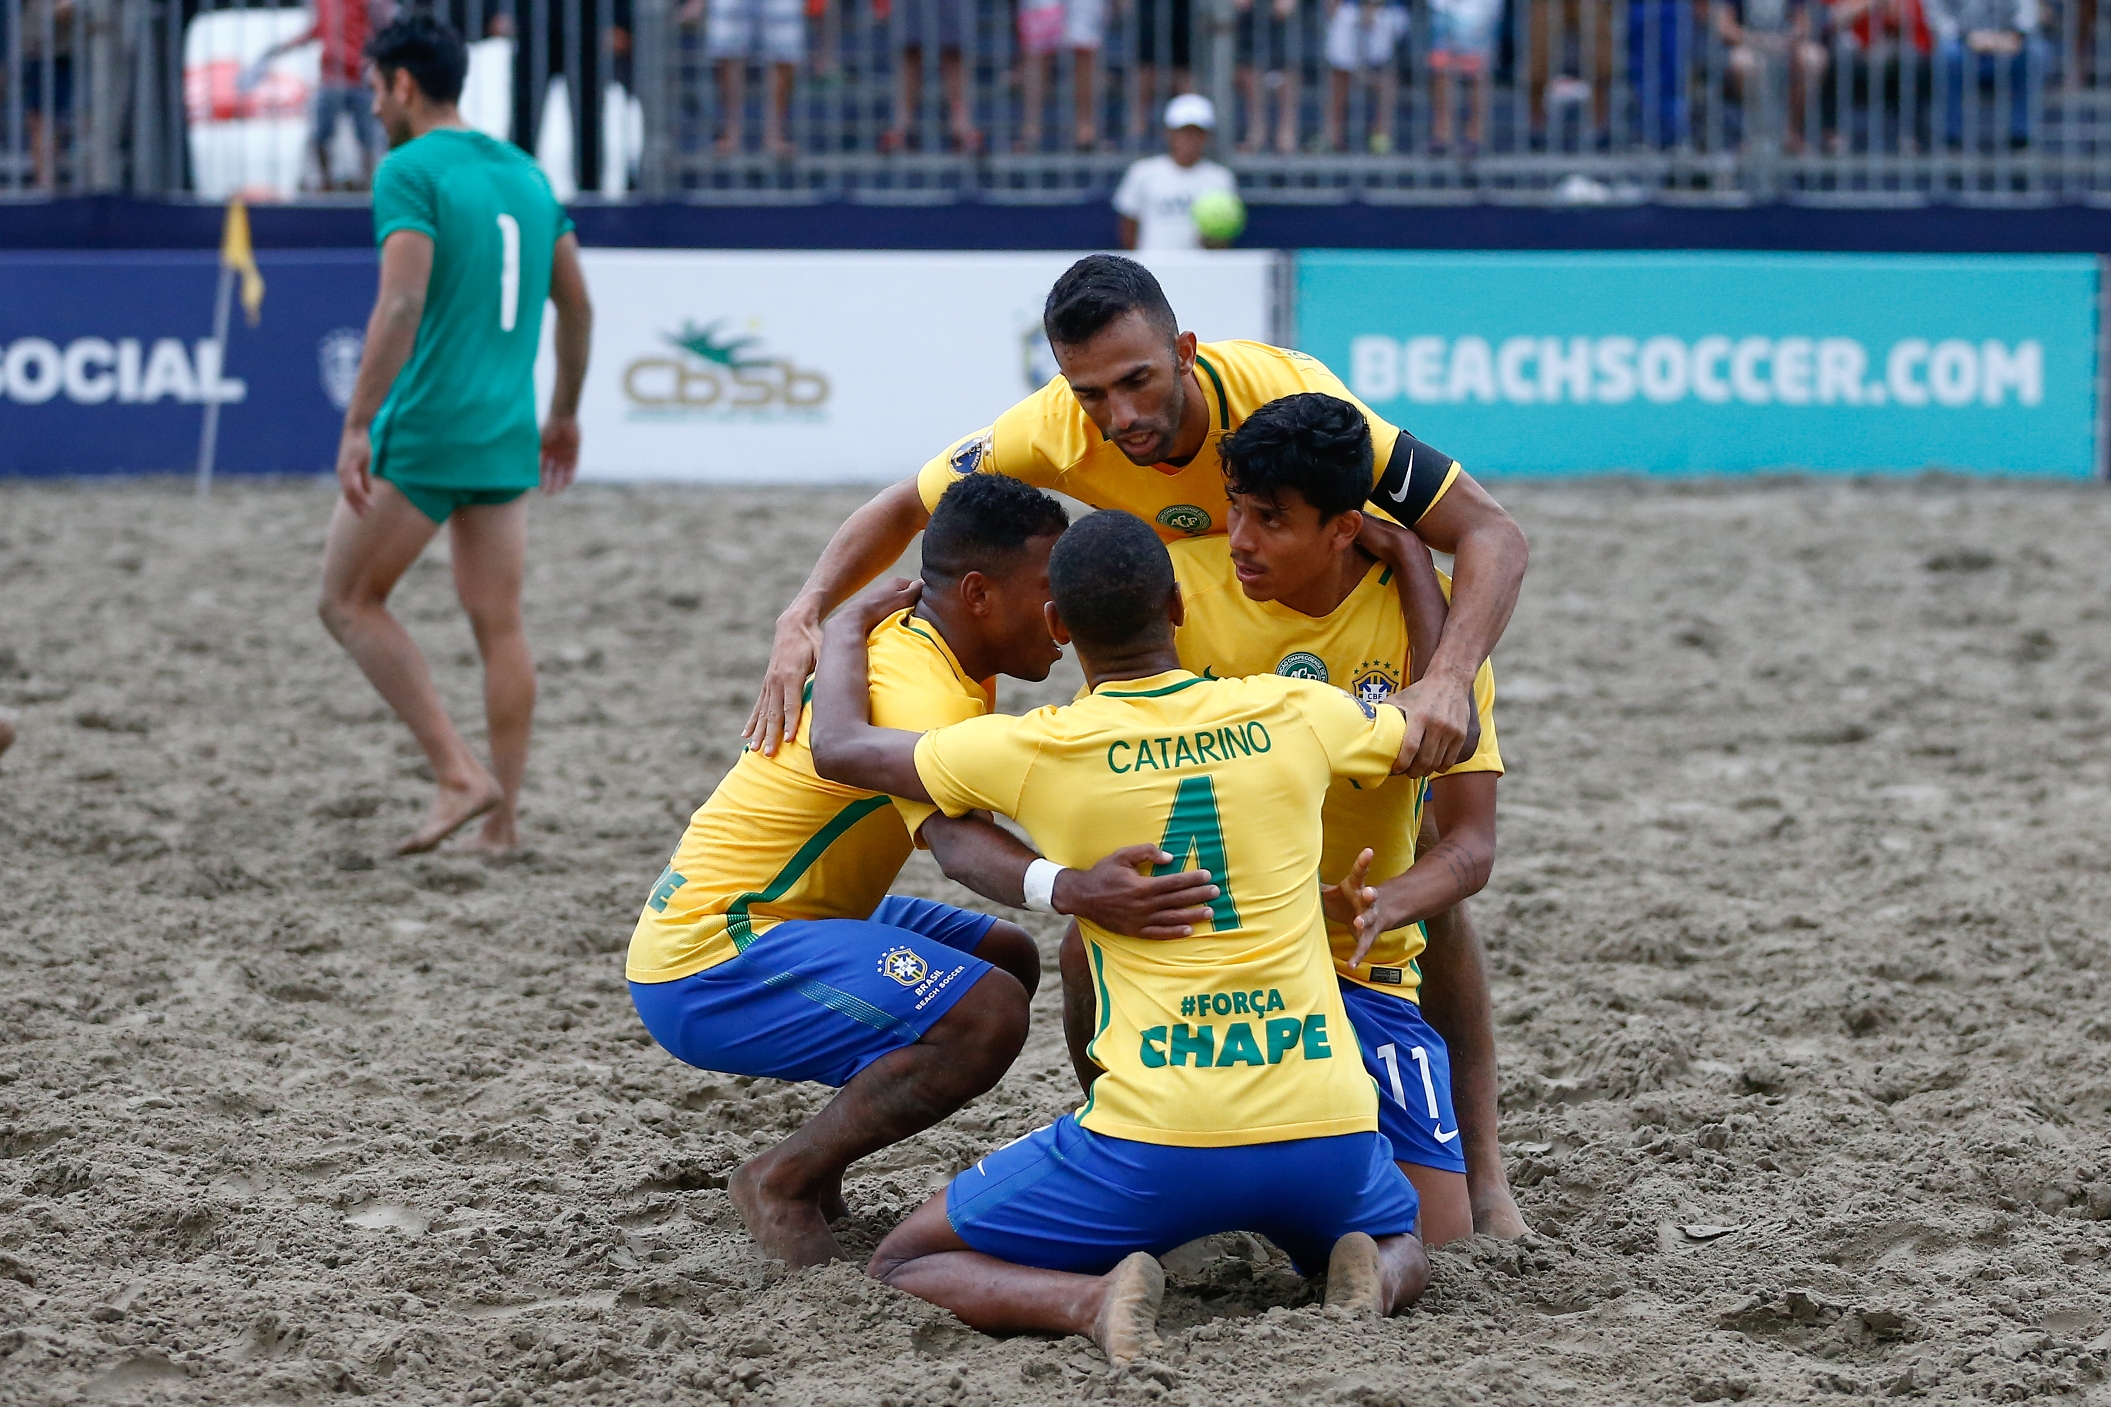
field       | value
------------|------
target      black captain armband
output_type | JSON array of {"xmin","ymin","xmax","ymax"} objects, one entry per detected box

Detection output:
[{"xmin": 1369, "ymin": 433, "xmax": 1457, "ymax": 524}]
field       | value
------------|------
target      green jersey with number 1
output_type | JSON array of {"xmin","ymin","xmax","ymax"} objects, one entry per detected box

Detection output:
[{"xmin": 368, "ymin": 127, "xmax": 574, "ymax": 489}]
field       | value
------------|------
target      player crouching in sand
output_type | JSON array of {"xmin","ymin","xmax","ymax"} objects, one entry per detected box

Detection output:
[
  {"xmin": 809, "ymin": 509, "xmax": 1433, "ymax": 1362},
  {"xmin": 1150, "ymin": 391, "xmax": 1511, "ymax": 1244},
  {"xmin": 626, "ymin": 478, "xmax": 1220, "ymax": 1268}
]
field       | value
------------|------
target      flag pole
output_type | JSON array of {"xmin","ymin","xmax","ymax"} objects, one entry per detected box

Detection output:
[
  {"xmin": 195, "ymin": 259, "xmax": 236, "ymax": 500},
  {"xmin": 196, "ymin": 196, "xmax": 264, "ymax": 499}
]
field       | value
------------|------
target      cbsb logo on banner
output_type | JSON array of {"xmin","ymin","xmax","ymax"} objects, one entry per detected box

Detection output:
[
  {"xmin": 1298, "ymin": 252, "xmax": 2101, "ymax": 478},
  {"xmin": 620, "ymin": 319, "xmax": 832, "ymax": 418}
]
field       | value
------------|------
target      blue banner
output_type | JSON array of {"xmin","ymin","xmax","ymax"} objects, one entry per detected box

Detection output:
[
  {"xmin": 0, "ymin": 250, "xmax": 375, "ymax": 475},
  {"xmin": 1298, "ymin": 251, "xmax": 2102, "ymax": 478}
]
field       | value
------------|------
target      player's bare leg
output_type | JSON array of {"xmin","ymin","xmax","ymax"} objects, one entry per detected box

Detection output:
[
  {"xmin": 729, "ymin": 967, "xmax": 1029, "ymax": 1267},
  {"xmin": 1322, "ymin": 1230, "xmax": 1430, "ymax": 1315},
  {"xmin": 1419, "ymin": 901, "xmax": 1527, "ymax": 1237},
  {"xmin": 0, "ymin": 707, "xmax": 16, "ymax": 760},
  {"xmin": 1397, "ymin": 1162, "xmax": 1474, "ymax": 1246},
  {"xmin": 871, "ymin": 1198, "xmax": 1165, "ymax": 1364},
  {"xmin": 801, "ymin": 899, "xmax": 1039, "ymax": 1218},
  {"xmin": 972, "ymin": 919, "xmax": 1044, "ymax": 997},
  {"xmin": 448, "ymin": 498, "xmax": 535, "ymax": 853},
  {"xmin": 319, "ymin": 481, "xmax": 503, "ymax": 855}
]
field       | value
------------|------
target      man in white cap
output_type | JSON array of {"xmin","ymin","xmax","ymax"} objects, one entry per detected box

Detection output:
[{"xmin": 1113, "ymin": 94, "xmax": 1238, "ymax": 251}]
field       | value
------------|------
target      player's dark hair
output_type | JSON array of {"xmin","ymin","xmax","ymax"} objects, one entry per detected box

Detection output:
[
  {"xmin": 1222, "ymin": 392, "xmax": 1372, "ymax": 519},
  {"xmin": 1043, "ymin": 255, "xmax": 1179, "ymax": 350},
  {"xmin": 1048, "ymin": 510, "xmax": 1176, "ymax": 653},
  {"xmin": 921, "ymin": 473, "xmax": 1070, "ymax": 585},
  {"xmin": 366, "ymin": 15, "xmax": 468, "ymax": 104}
]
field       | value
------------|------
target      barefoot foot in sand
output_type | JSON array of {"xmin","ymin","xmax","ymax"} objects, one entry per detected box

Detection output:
[
  {"xmin": 729, "ymin": 1156, "xmax": 845, "ymax": 1268},
  {"xmin": 1472, "ymin": 1184, "xmax": 1529, "ymax": 1240},
  {"xmin": 1091, "ymin": 1253, "xmax": 1164, "ymax": 1365},
  {"xmin": 397, "ymin": 773, "xmax": 503, "ymax": 855}
]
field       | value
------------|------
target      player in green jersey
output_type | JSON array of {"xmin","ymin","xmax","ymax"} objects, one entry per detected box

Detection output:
[{"xmin": 319, "ymin": 16, "xmax": 593, "ymax": 856}]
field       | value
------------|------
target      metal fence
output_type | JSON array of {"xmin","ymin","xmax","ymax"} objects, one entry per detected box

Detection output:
[{"xmin": 6, "ymin": 0, "xmax": 2111, "ymax": 205}]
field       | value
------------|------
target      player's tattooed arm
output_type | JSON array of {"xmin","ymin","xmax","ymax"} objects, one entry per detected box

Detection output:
[
  {"xmin": 1394, "ymin": 468, "xmax": 1528, "ymax": 762},
  {"xmin": 1359, "ymin": 512, "xmax": 1480, "ymax": 773},
  {"xmin": 746, "ymin": 477, "xmax": 935, "ymax": 757},
  {"xmin": 1324, "ymin": 772, "xmax": 1497, "ymax": 963},
  {"xmin": 921, "ymin": 821, "xmax": 1221, "ymax": 939},
  {"xmin": 807, "ymin": 577, "xmax": 934, "ymax": 801}
]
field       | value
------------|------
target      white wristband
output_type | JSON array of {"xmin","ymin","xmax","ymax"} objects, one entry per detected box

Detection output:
[{"xmin": 1023, "ymin": 858, "xmax": 1067, "ymax": 915}]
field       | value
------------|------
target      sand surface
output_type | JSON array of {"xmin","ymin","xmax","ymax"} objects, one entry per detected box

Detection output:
[{"xmin": 1, "ymin": 477, "xmax": 2108, "ymax": 1406}]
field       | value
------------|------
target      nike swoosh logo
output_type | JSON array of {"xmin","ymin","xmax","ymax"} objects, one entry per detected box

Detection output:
[
  {"xmin": 1387, "ymin": 446, "xmax": 1414, "ymax": 503},
  {"xmin": 1201, "ymin": 667, "xmax": 1218, "ymax": 679},
  {"xmin": 1434, "ymin": 1127, "xmax": 1460, "ymax": 1144}
]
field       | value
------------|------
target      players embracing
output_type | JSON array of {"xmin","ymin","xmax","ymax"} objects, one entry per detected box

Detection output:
[
  {"xmin": 621, "ymin": 253, "xmax": 1532, "ymax": 1352},
  {"xmin": 743, "ymin": 252, "xmax": 1529, "ymax": 1238}
]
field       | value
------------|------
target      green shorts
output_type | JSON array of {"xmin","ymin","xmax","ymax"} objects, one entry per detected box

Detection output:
[{"xmin": 379, "ymin": 471, "xmax": 529, "ymax": 525}]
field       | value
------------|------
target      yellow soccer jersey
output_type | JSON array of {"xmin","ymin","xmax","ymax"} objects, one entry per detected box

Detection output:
[
  {"xmin": 914, "ymin": 669, "xmax": 1407, "ymax": 1148},
  {"xmin": 1168, "ymin": 535, "xmax": 1501, "ymax": 1003},
  {"xmin": 913, "ymin": 340, "xmax": 1463, "ymax": 543},
  {"xmin": 626, "ymin": 610, "xmax": 993, "ymax": 984}
]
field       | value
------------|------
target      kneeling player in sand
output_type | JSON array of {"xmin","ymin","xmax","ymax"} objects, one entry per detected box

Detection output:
[
  {"xmin": 1154, "ymin": 391, "xmax": 1510, "ymax": 1244},
  {"xmin": 627, "ymin": 478, "xmax": 1217, "ymax": 1268},
  {"xmin": 809, "ymin": 509, "xmax": 1433, "ymax": 1361}
]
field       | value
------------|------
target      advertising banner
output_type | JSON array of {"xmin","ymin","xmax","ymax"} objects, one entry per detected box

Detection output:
[
  {"xmin": 563, "ymin": 249, "xmax": 1276, "ymax": 482},
  {"xmin": 0, "ymin": 250, "xmax": 374, "ymax": 476},
  {"xmin": 1, "ymin": 248, "xmax": 1270, "ymax": 481},
  {"xmin": 1299, "ymin": 252, "xmax": 2102, "ymax": 478}
]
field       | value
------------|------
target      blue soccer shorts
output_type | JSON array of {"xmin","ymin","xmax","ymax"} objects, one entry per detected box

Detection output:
[
  {"xmin": 629, "ymin": 895, "xmax": 998, "ymax": 1089},
  {"xmin": 1338, "ymin": 980, "xmax": 1467, "ymax": 1174},
  {"xmin": 946, "ymin": 1114, "xmax": 1421, "ymax": 1276}
]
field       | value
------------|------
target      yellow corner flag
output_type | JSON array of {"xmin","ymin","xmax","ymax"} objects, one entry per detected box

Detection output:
[{"xmin": 221, "ymin": 197, "xmax": 265, "ymax": 327}]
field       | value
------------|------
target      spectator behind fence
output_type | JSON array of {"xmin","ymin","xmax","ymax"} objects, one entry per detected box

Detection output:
[
  {"xmin": 1713, "ymin": 0, "xmax": 1828, "ymax": 151},
  {"xmin": 690, "ymin": 0, "xmax": 804, "ymax": 157},
  {"xmin": 1829, "ymin": 0, "xmax": 1932, "ymax": 149},
  {"xmin": 1927, "ymin": 0, "xmax": 2044, "ymax": 146},
  {"xmin": 1018, "ymin": 0, "xmax": 1106, "ymax": 150},
  {"xmin": 1129, "ymin": 0, "xmax": 1194, "ymax": 146},
  {"xmin": 1325, "ymin": 0, "xmax": 1408, "ymax": 152},
  {"xmin": 1528, "ymin": 0, "xmax": 1612, "ymax": 145},
  {"xmin": 1234, "ymin": 0, "xmax": 1308, "ymax": 154},
  {"xmin": 1429, "ymin": 0, "xmax": 1500, "ymax": 153},
  {"xmin": 1625, "ymin": 0, "xmax": 1694, "ymax": 145},
  {"xmin": 1113, "ymin": 93, "xmax": 1235, "ymax": 249},
  {"xmin": 17, "ymin": 0, "xmax": 75, "ymax": 190},
  {"xmin": 884, "ymin": 0, "xmax": 982, "ymax": 152},
  {"xmin": 251, "ymin": 0, "xmax": 383, "ymax": 190}
]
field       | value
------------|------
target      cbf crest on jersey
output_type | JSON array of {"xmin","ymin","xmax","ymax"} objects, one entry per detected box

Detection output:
[
  {"xmin": 880, "ymin": 947, "xmax": 930, "ymax": 987},
  {"xmin": 1276, "ymin": 651, "xmax": 1328, "ymax": 682},
  {"xmin": 1352, "ymin": 660, "xmax": 1400, "ymax": 708}
]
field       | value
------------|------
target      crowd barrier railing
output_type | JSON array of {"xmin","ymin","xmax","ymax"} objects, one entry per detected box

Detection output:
[{"xmin": 4, "ymin": 0, "xmax": 2110, "ymax": 205}]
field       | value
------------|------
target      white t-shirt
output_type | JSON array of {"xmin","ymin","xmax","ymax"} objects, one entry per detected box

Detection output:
[{"xmin": 1112, "ymin": 155, "xmax": 1237, "ymax": 251}]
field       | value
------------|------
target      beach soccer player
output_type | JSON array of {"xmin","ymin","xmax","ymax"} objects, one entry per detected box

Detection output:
[
  {"xmin": 808, "ymin": 510, "xmax": 1436, "ymax": 1363},
  {"xmin": 741, "ymin": 254, "xmax": 1528, "ymax": 788},
  {"xmin": 1157, "ymin": 391, "xmax": 1511, "ymax": 1242},
  {"xmin": 627, "ymin": 478, "xmax": 1220, "ymax": 1269},
  {"xmin": 318, "ymin": 15, "xmax": 592, "ymax": 856}
]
